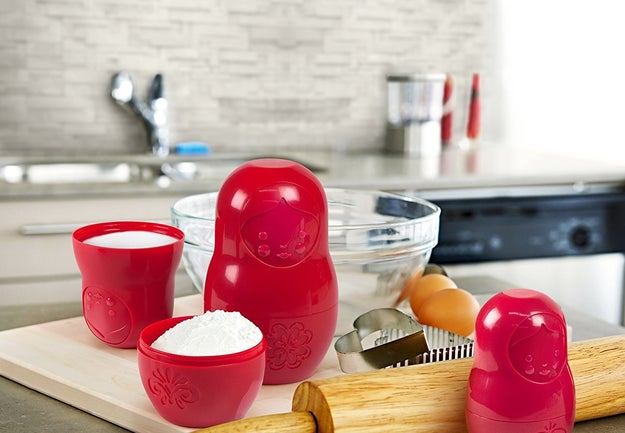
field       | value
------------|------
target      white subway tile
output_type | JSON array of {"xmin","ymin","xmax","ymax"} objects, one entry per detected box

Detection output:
[{"xmin": 0, "ymin": 0, "xmax": 491, "ymax": 154}]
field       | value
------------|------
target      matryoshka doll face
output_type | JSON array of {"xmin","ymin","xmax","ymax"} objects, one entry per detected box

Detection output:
[
  {"xmin": 240, "ymin": 184, "xmax": 320, "ymax": 267},
  {"xmin": 508, "ymin": 313, "xmax": 567, "ymax": 383}
]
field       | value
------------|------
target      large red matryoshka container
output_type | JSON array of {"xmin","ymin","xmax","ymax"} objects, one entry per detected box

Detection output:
[
  {"xmin": 204, "ymin": 158, "xmax": 338, "ymax": 384},
  {"xmin": 466, "ymin": 288, "xmax": 575, "ymax": 433}
]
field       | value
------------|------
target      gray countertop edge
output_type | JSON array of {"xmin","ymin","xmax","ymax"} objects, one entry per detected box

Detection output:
[{"xmin": 3, "ymin": 147, "xmax": 625, "ymax": 200}]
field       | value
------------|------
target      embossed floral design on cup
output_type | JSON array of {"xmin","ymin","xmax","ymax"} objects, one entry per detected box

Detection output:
[
  {"xmin": 267, "ymin": 322, "xmax": 312, "ymax": 370},
  {"xmin": 539, "ymin": 421, "xmax": 568, "ymax": 433},
  {"xmin": 137, "ymin": 316, "xmax": 266, "ymax": 428},
  {"xmin": 147, "ymin": 367, "xmax": 199, "ymax": 409}
]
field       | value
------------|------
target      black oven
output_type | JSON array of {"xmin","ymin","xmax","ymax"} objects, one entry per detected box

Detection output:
[{"xmin": 408, "ymin": 184, "xmax": 625, "ymax": 326}]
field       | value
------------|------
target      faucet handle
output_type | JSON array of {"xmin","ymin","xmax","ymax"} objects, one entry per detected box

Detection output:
[{"xmin": 147, "ymin": 73, "xmax": 164, "ymax": 103}]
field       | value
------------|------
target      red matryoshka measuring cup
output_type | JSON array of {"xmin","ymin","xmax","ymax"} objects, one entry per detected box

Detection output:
[
  {"xmin": 466, "ymin": 288, "xmax": 575, "ymax": 433},
  {"xmin": 204, "ymin": 158, "xmax": 338, "ymax": 384},
  {"xmin": 73, "ymin": 221, "xmax": 184, "ymax": 348}
]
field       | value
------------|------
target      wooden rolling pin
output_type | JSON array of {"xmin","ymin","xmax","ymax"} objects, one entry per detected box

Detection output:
[{"xmin": 195, "ymin": 335, "xmax": 625, "ymax": 433}]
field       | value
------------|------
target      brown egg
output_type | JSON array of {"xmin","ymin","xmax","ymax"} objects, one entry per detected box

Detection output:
[
  {"xmin": 393, "ymin": 267, "xmax": 425, "ymax": 307},
  {"xmin": 408, "ymin": 274, "xmax": 457, "ymax": 316},
  {"xmin": 416, "ymin": 288, "xmax": 480, "ymax": 337}
]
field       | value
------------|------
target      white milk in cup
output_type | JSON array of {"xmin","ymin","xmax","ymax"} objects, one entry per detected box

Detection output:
[{"xmin": 84, "ymin": 231, "xmax": 179, "ymax": 248}]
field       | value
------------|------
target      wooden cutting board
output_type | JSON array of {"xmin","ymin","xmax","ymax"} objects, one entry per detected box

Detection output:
[{"xmin": 0, "ymin": 294, "xmax": 341, "ymax": 433}]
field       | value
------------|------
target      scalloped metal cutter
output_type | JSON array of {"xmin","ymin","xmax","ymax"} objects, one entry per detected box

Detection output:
[
  {"xmin": 334, "ymin": 308, "xmax": 430, "ymax": 373},
  {"xmin": 335, "ymin": 308, "xmax": 475, "ymax": 373}
]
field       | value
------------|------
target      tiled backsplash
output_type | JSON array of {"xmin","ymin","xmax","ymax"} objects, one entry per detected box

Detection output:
[{"xmin": 0, "ymin": 0, "xmax": 494, "ymax": 156}]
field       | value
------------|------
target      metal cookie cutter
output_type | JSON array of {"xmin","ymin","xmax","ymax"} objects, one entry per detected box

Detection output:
[
  {"xmin": 335, "ymin": 308, "xmax": 430, "ymax": 373},
  {"xmin": 419, "ymin": 324, "xmax": 475, "ymax": 364}
]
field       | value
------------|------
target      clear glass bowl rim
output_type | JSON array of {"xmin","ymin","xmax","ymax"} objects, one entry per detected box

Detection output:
[
  {"xmin": 171, "ymin": 188, "xmax": 440, "ymax": 231},
  {"xmin": 171, "ymin": 188, "xmax": 440, "ymax": 259}
]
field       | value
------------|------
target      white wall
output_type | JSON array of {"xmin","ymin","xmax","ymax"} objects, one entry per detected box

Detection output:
[
  {"xmin": 498, "ymin": 1, "xmax": 625, "ymax": 164},
  {"xmin": 0, "ymin": 0, "xmax": 493, "ymax": 156}
]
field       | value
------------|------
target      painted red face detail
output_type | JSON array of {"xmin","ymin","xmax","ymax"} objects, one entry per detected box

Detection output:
[
  {"xmin": 509, "ymin": 313, "xmax": 566, "ymax": 383},
  {"xmin": 241, "ymin": 198, "xmax": 319, "ymax": 267}
]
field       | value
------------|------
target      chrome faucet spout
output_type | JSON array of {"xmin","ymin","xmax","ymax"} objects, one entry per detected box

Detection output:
[
  {"xmin": 111, "ymin": 71, "xmax": 170, "ymax": 157},
  {"xmin": 146, "ymin": 74, "xmax": 169, "ymax": 157}
]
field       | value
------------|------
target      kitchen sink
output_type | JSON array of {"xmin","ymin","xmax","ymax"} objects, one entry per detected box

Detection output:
[
  {"xmin": 0, "ymin": 154, "xmax": 326, "ymax": 186},
  {"xmin": 0, "ymin": 161, "xmax": 151, "ymax": 184}
]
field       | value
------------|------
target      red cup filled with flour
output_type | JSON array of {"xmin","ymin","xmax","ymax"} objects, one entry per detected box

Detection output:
[{"xmin": 137, "ymin": 311, "xmax": 266, "ymax": 428}]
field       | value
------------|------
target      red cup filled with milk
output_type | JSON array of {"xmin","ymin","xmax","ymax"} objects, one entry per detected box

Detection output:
[{"xmin": 72, "ymin": 221, "xmax": 184, "ymax": 348}]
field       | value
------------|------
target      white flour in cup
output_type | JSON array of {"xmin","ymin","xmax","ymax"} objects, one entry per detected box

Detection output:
[{"xmin": 151, "ymin": 310, "xmax": 263, "ymax": 356}]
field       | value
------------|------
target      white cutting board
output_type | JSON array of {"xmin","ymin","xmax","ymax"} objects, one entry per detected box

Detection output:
[{"xmin": 0, "ymin": 294, "xmax": 342, "ymax": 433}]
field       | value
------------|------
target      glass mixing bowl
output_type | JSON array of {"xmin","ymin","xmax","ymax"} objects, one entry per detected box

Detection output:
[{"xmin": 171, "ymin": 188, "xmax": 440, "ymax": 334}]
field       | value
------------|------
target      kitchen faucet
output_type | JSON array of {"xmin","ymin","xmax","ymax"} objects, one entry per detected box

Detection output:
[{"xmin": 110, "ymin": 71, "xmax": 170, "ymax": 157}]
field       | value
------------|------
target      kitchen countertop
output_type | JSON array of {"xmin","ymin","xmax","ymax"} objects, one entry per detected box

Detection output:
[
  {"xmin": 320, "ymin": 147, "xmax": 625, "ymax": 195},
  {"xmin": 2, "ymin": 276, "xmax": 625, "ymax": 432},
  {"xmin": 3, "ymin": 146, "xmax": 625, "ymax": 431},
  {"xmin": 3, "ymin": 146, "xmax": 625, "ymax": 200}
]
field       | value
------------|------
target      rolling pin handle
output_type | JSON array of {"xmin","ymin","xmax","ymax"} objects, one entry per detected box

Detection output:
[{"xmin": 191, "ymin": 411, "xmax": 317, "ymax": 433}]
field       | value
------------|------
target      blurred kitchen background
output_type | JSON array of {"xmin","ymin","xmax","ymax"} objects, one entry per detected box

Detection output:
[
  {"xmin": 3, "ymin": 0, "xmax": 622, "ymax": 160},
  {"xmin": 2, "ymin": 0, "xmax": 625, "ymax": 325},
  {"xmin": 2, "ymin": 0, "xmax": 495, "ymax": 155}
]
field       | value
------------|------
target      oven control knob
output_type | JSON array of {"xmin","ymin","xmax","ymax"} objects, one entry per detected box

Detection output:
[{"xmin": 570, "ymin": 225, "xmax": 592, "ymax": 249}]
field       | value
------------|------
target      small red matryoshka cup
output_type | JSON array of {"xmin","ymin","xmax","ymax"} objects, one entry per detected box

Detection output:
[
  {"xmin": 466, "ymin": 288, "xmax": 575, "ymax": 433},
  {"xmin": 73, "ymin": 221, "xmax": 184, "ymax": 348},
  {"xmin": 137, "ymin": 315, "xmax": 266, "ymax": 427}
]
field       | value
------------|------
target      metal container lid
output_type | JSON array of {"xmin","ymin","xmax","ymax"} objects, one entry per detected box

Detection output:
[{"xmin": 386, "ymin": 73, "xmax": 446, "ymax": 82}]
